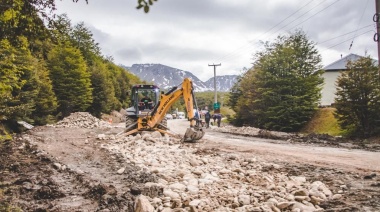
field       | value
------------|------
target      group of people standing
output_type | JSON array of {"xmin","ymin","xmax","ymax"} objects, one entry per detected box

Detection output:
[{"xmin": 195, "ymin": 109, "xmax": 222, "ymax": 128}]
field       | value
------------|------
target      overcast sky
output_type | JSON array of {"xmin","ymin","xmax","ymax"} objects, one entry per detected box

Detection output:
[{"xmin": 56, "ymin": 0, "xmax": 376, "ymax": 81}]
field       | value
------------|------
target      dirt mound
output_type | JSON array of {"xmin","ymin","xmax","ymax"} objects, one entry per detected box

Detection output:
[{"xmin": 51, "ymin": 112, "xmax": 110, "ymax": 128}]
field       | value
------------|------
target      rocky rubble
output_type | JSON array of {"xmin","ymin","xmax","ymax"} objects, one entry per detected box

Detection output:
[
  {"xmin": 49, "ymin": 112, "xmax": 111, "ymax": 129},
  {"xmin": 103, "ymin": 132, "xmax": 338, "ymax": 212}
]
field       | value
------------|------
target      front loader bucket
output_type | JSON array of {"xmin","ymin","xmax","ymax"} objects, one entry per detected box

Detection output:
[{"xmin": 183, "ymin": 127, "xmax": 205, "ymax": 142}]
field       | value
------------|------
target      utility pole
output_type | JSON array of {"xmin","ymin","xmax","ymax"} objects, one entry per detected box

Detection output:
[
  {"xmin": 375, "ymin": 0, "xmax": 380, "ymax": 73},
  {"xmin": 208, "ymin": 63, "xmax": 221, "ymax": 105}
]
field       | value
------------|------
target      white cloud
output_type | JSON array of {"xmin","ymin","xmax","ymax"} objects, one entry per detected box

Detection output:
[{"xmin": 56, "ymin": 0, "xmax": 377, "ymax": 81}]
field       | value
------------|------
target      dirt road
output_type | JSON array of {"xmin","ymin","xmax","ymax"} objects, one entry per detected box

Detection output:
[
  {"xmin": 170, "ymin": 119, "xmax": 380, "ymax": 173},
  {"xmin": 204, "ymin": 131, "xmax": 380, "ymax": 172}
]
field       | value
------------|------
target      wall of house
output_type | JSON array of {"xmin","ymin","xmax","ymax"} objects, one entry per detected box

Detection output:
[{"xmin": 321, "ymin": 71, "xmax": 341, "ymax": 106}]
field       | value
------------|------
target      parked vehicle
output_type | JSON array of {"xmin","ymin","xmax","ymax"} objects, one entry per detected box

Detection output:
[
  {"xmin": 165, "ymin": 114, "xmax": 173, "ymax": 120},
  {"xmin": 177, "ymin": 112, "xmax": 185, "ymax": 119}
]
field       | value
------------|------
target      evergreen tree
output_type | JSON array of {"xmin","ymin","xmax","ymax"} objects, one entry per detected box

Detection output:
[
  {"xmin": 116, "ymin": 69, "xmax": 130, "ymax": 108},
  {"xmin": 47, "ymin": 42, "xmax": 93, "ymax": 117},
  {"xmin": 0, "ymin": 0, "xmax": 52, "ymax": 55},
  {"xmin": 234, "ymin": 30, "xmax": 323, "ymax": 132},
  {"xmin": 0, "ymin": 38, "xmax": 38, "ymax": 125},
  {"xmin": 88, "ymin": 59, "xmax": 118, "ymax": 117},
  {"xmin": 0, "ymin": 39, "xmax": 24, "ymax": 122},
  {"xmin": 334, "ymin": 56, "xmax": 380, "ymax": 138},
  {"xmin": 31, "ymin": 59, "xmax": 58, "ymax": 125},
  {"xmin": 49, "ymin": 14, "xmax": 73, "ymax": 44},
  {"xmin": 229, "ymin": 75, "xmax": 247, "ymax": 125},
  {"xmin": 71, "ymin": 22, "xmax": 101, "ymax": 64},
  {"xmin": 106, "ymin": 62, "xmax": 132, "ymax": 109},
  {"xmin": 229, "ymin": 75, "xmax": 243, "ymax": 110},
  {"xmin": 234, "ymin": 70, "xmax": 259, "ymax": 126}
]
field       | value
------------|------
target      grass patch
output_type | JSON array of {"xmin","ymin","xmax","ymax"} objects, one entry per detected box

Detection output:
[{"xmin": 301, "ymin": 107, "xmax": 342, "ymax": 136}]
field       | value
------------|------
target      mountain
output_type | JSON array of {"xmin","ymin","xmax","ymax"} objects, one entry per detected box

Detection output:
[
  {"xmin": 123, "ymin": 63, "xmax": 238, "ymax": 92},
  {"xmin": 205, "ymin": 75, "xmax": 238, "ymax": 92}
]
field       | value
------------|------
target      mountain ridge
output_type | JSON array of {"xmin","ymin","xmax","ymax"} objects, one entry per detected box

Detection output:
[{"xmin": 122, "ymin": 63, "xmax": 238, "ymax": 92}]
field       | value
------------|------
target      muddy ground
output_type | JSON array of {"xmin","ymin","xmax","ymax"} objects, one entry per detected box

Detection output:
[{"xmin": 0, "ymin": 118, "xmax": 380, "ymax": 211}]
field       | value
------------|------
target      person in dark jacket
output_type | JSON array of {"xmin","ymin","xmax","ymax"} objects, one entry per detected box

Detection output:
[
  {"xmin": 214, "ymin": 113, "xmax": 222, "ymax": 127},
  {"xmin": 204, "ymin": 110, "xmax": 211, "ymax": 128},
  {"xmin": 194, "ymin": 109, "xmax": 201, "ymax": 126},
  {"xmin": 141, "ymin": 94, "xmax": 153, "ymax": 109}
]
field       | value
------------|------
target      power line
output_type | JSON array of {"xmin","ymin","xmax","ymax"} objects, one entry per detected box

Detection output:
[
  {"xmin": 215, "ymin": 0, "xmax": 320, "ymax": 62},
  {"xmin": 256, "ymin": 0, "xmax": 316, "ymax": 40},
  {"xmin": 214, "ymin": 0, "xmax": 369, "ymax": 70},
  {"xmin": 324, "ymin": 30, "xmax": 373, "ymax": 50},
  {"xmin": 217, "ymin": 26, "xmax": 373, "ymax": 65},
  {"xmin": 216, "ymin": 0, "xmax": 338, "ymax": 64},
  {"xmin": 288, "ymin": 0, "xmax": 341, "ymax": 31},
  {"xmin": 318, "ymin": 24, "xmax": 373, "ymax": 44},
  {"xmin": 349, "ymin": 0, "xmax": 370, "ymax": 50},
  {"xmin": 268, "ymin": 0, "xmax": 330, "ymax": 36}
]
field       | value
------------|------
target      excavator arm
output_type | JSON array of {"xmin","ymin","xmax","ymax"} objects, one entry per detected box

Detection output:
[{"xmin": 146, "ymin": 78, "xmax": 204, "ymax": 141}]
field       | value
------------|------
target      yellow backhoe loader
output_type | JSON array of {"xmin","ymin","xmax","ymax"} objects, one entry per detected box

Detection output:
[{"xmin": 124, "ymin": 78, "xmax": 204, "ymax": 142}]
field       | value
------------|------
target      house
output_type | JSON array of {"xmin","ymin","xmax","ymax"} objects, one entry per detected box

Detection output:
[{"xmin": 320, "ymin": 53, "xmax": 377, "ymax": 106}]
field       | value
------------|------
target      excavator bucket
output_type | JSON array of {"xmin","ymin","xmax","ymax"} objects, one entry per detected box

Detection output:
[{"xmin": 183, "ymin": 127, "xmax": 205, "ymax": 142}]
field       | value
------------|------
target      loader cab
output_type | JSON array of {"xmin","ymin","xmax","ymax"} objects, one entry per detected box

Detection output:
[{"xmin": 130, "ymin": 85, "xmax": 160, "ymax": 116}]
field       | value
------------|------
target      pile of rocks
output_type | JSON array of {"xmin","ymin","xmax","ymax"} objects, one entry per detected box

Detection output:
[
  {"xmin": 51, "ymin": 112, "xmax": 111, "ymax": 129},
  {"xmin": 103, "ymin": 132, "xmax": 340, "ymax": 211}
]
